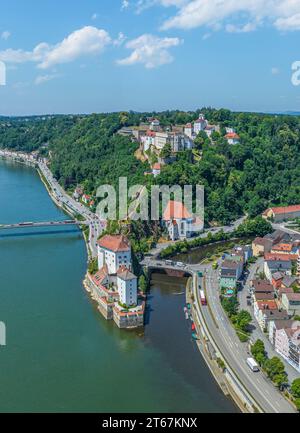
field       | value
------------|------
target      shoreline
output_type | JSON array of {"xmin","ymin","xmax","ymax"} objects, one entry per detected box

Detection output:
[
  {"xmin": 0, "ymin": 151, "xmax": 92, "ymax": 259},
  {"xmin": 0, "ymin": 150, "xmax": 146, "ymax": 330}
]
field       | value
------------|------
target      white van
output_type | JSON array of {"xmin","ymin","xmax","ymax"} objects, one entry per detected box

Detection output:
[{"xmin": 247, "ymin": 357, "xmax": 259, "ymax": 372}]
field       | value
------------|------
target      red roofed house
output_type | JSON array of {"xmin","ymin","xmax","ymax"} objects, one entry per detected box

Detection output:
[
  {"xmin": 271, "ymin": 243, "xmax": 294, "ymax": 254},
  {"xmin": 152, "ymin": 163, "xmax": 161, "ymax": 177},
  {"xmin": 97, "ymin": 235, "xmax": 131, "ymax": 275},
  {"xmin": 262, "ymin": 204, "xmax": 300, "ymax": 223},
  {"xmin": 225, "ymin": 132, "xmax": 240, "ymax": 145},
  {"xmin": 253, "ymin": 299, "xmax": 279, "ymax": 331},
  {"xmin": 163, "ymin": 200, "xmax": 204, "ymax": 241}
]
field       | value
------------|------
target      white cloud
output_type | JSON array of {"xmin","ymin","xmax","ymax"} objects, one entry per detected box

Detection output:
[
  {"xmin": 121, "ymin": 0, "xmax": 130, "ymax": 10},
  {"xmin": 1, "ymin": 31, "xmax": 11, "ymax": 40},
  {"xmin": 114, "ymin": 32, "xmax": 127, "ymax": 46},
  {"xmin": 0, "ymin": 26, "xmax": 111, "ymax": 69},
  {"xmin": 225, "ymin": 22, "xmax": 258, "ymax": 33},
  {"xmin": 38, "ymin": 27, "xmax": 111, "ymax": 69},
  {"xmin": 274, "ymin": 13, "xmax": 300, "ymax": 31},
  {"xmin": 141, "ymin": 0, "xmax": 300, "ymax": 32},
  {"xmin": 35, "ymin": 74, "xmax": 60, "ymax": 85},
  {"xmin": 117, "ymin": 33, "xmax": 182, "ymax": 68},
  {"xmin": 91, "ymin": 13, "xmax": 98, "ymax": 20}
]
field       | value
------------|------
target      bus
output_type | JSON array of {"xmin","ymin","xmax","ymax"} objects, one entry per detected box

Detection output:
[{"xmin": 200, "ymin": 290, "xmax": 207, "ymax": 306}]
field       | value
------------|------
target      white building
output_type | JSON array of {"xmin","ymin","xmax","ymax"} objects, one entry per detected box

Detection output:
[
  {"xmin": 97, "ymin": 235, "xmax": 132, "ymax": 275},
  {"xmin": 141, "ymin": 131, "xmax": 156, "ymax": 152},
  {"xmin": 150, "ymin": 118, "xmax": 160, "ymax": 132},
  {"xmin": 117, "ymin": 267, "xmax": 138, "ymax": 307},
  {"xmin": 184, "ymin": 123, "xmax": 193, "ymax": 139},
  {"xmin": 225, "ymin": 132, "xmax": 240, "ymax": 145},
  {"xmin": 163, "ymin": 200, "xmax": 204, "ymax": 241},
  {"xmin": 152, "ymin": 163, "xmax": 161, "ymax": 177},
  {"xmin": 205, "ymin": 125, "xmax": 216, "ymax": 138},
  {"xmin": 193, "ymin": 115, "xmax": 207, "ymax": 135}
]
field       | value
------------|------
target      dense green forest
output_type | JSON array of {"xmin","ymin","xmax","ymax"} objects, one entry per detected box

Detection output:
[{"xmin": 1, "ymin": 109, "xmax": 300, "ymax": 225}]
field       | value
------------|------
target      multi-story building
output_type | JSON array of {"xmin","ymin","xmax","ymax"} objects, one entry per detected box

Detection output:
[
  {"xmin": 97, "ymin": 235, "xmax": 132, "ymax": 275},
  {"xmin": 85, "ymin": 235, "xmax": 144, "ymax": 328},
  {"xmin": 253, "ymin": 299, "xmax": 279, "ymax": 331},
  {"xmin": 281, "ymin": 292, "xmax": 300, "ymax": 315},
  {"xmin": 269, "ymin": 319, "xmax": 294, "ymax": 345},
  {"xmin": 271, "ymin": 322, "xmax": 300, "ymax": 372},
  {"xmin": 117, "ymin": 267, "xmax": 137, "ymax": 307},
  {"xmin": 193, "ymin": 114, "xmax": 207, "ymax": 134},
  {"xmin": 264, "ymin": 259, "xmax": 292, "ymax": 281},
  {"xmin": 149, "ymin": 118, "xmax": 160, "ymax": 132},
  {"xmin": 184, "ymin": 123, "xmax": 193, "ymax": 139},
  {"xmin": 252, "ymin": 237, "xmax": 273, "ymax": 257}
]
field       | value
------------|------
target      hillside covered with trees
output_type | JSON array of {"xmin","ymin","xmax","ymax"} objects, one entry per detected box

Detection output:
[{"xmin": 1, "ymin": 109, "xmax": 300, "ymax": 225}]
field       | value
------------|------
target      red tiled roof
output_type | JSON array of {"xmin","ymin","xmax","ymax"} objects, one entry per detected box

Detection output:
[
  {"xmin": 91, "ymin": 265, "xmax": 108, "ymax": 287},
  {"xmin": 265, "ymin": 253, "xmax": 298, "ymax": 261},
  {"xmin": 252, "ymin": 279, "xmax": 274, "ymax": 293},
  {"xmin": 267, "ymin": 204, "xmax": 300, "ymax": 215},
  {"xmin": 98, "ymin": 235, "xmax": 130, "ymax": 252},
  {"xmin": 256, "ymin": 300, "xmax": 278, "ymax": 310},
  {"xmin": 225, "ymin": 133, "xmax": 240, "ymax": 139},
  {"xmin": 272, "ymin": 243, "xmax": 293, "ymax": 252},
  {"xmin": 152, "ymin": 163, "xmax": 161, "ymax": 170},
  {"xmin": 163, "ymin": 200, "xmax": 191, "ymax": 220},
  {"xmin": 284, "ymin": 292, "xmax": 300, "ymax": 301},
  {"xmin": 146, "ymin": 130, "xmax": 156, "ymax": 137}
]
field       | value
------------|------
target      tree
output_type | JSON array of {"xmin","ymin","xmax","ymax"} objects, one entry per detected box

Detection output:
[
  {"xmin": 264, "ymin": 357, "xmax": 287, "ymax": 387},
  {"xmin": 221, "ymin": 296, "xmax": 238, "ymax": 318},
  {"xmin": 291, "ymin": 378, "xmax": 300, "ymax": 398},
  {"xmin": 294, "ymin": 398, "xmax": 300, "ymax": 411},
  {"xmin": 194, "ymin": 131, "xmax": 208, "ymax": 150},
  {"xmin": 139, "ymin": 275, "xmax": 148, "ymax": 293},
  {"xmin": 160, "ymin": 143, "xmax": 172, "ymax": 159},
  {"xmin": 234, "ymin": 217, "xmax": 272, "ymax": 238},
  {"xmin": 88, "ymin": 258, "xmax": 98, "ymax": 275},
  {"xmin": 234, "ymin": 310, "xmax": 252, "ymax": 332},
  {"xmin": 251, "ymin": 339, "xmax": 266, "ymax": 365}
]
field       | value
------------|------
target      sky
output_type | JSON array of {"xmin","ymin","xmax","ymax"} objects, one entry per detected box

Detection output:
[{"xmin": 0, "ymin": 0, "xmax": 300, "ymax": 115}]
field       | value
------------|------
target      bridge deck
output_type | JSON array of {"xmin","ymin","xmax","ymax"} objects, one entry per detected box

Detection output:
[{"xmin": 0, "ymin": 220, "xmax": 89, "ymax": 230}]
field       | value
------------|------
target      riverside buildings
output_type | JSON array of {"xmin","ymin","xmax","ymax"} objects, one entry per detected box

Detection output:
[{"xmin": 86, "ymin": 234, "xmax": 144, "ymax": 329}]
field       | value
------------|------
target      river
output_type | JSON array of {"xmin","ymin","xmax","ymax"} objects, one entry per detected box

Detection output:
[{"xmin": 0, "ymin": 158, "xmax": 236, "ymax": 413}]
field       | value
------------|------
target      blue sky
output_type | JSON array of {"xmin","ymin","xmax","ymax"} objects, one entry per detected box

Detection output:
[{"xmin": 0, "ymin": 0, "xmax": 300, "ymax": 115}]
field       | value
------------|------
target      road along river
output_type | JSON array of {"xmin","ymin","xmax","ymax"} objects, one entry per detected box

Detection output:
[{"xmin": 0, "ymin": 158, "xmax": 236, "ymax": 412}]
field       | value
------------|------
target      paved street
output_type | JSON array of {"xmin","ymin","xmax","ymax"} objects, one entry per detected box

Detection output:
[
  {"xmin": 148, "ymin": 215, "xmax": 247, "ymax": 257},
  {"xmin": 200, "ymin": 265, "xmax": 295, "ymax": 413},
  {"xmin": 39, "ymin": 160, "xmax": 103, "ymax": 257}
]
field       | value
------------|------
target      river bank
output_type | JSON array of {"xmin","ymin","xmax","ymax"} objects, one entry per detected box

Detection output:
[{"xmin": 0, "ymin": 155, "xmax": 238, "ymax": 412}]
